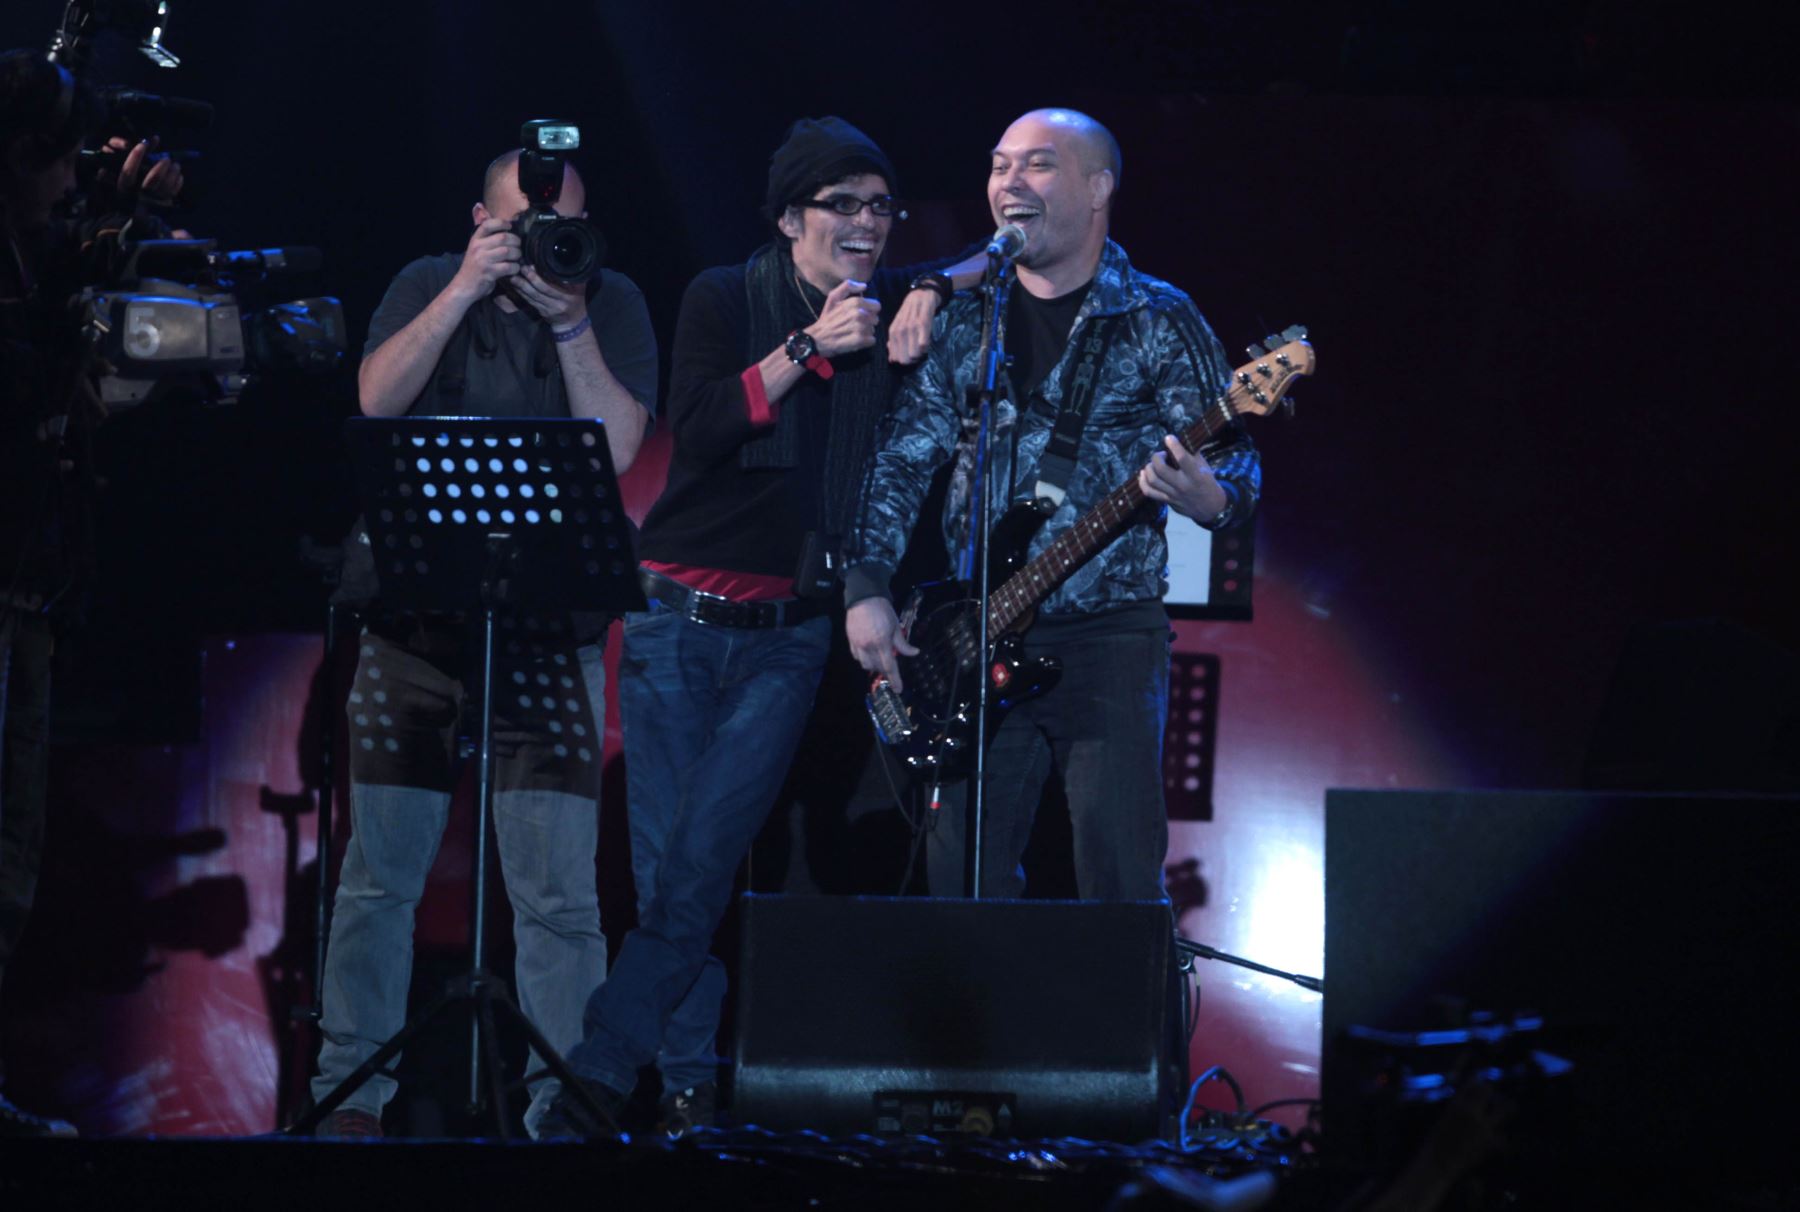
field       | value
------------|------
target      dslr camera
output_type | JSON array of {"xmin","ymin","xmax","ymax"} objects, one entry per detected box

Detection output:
[{"xmin": 514, "ymin": 119, "xmax": 603, "ymax": 284}]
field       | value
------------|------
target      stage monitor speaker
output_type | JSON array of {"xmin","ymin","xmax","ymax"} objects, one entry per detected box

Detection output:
[
  {"xmin": 732, "ymin": 894, "xmax": 1179, "ymax": 1142},
  {"xmin": 1323, "ymin": 789, "xmax": 1800, "ymax": 1194}
]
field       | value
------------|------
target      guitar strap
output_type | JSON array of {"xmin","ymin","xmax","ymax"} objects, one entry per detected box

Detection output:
[{"xmin": 1030, "ymin": 312, "xmax": 1122, "ymax": 507}]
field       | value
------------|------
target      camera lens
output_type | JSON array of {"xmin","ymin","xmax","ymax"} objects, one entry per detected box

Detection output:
[
  {"xmin": 543, "ymin": 222, "xmax": 597, "ymax": 281},
  {"xmin": 516, "ymin": 215, "xmax": 597, "ymax": 284}
]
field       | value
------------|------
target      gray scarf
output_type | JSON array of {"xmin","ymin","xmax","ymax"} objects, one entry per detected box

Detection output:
[{"xmin": 740, "ymin": 242, "xmax": 893, "ymax": 537}]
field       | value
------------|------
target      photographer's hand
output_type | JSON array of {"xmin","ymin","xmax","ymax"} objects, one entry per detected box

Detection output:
[
  {"xmin": 510, "ymin": 266, "xmax": 587, "ymax": 331},
  {"xmin": 448, "ymin": 218, "xmax": 523, "ymax": 305}
]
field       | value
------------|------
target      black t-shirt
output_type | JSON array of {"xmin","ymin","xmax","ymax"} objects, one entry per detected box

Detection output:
[
  {"xmin": 1006, "ymin": 279, "xmax": 1091, "ymax": 402},
  {"xmin": 1000, "ymin": 279, "xmax": 1167, "ymax": 639},
  {"xmin": 363, "ymin": 253, "xmax": 660, "ymax": 418},
  {"xmin": 337, "ymin": 254, "xmax": 660, "ymax": 610}
]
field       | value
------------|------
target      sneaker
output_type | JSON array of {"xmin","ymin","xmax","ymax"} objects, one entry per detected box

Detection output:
[
  {"xmin": 315, "ymin": 1107, "xmax": 383, "ymax": 1139},
  {"xmin": 538, "ymin": 1078, "xmax": 627, "ymax": 1140},
  {"xmin": 0, "ymin": 1093, "xmax": 78, "ymax": 1139},
  {"xmin": 656, "ymin": 1081, "xmax": 716, "ymax": 1140}
]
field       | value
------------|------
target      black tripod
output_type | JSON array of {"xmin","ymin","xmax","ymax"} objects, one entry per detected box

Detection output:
[{"xmin": 288, "ymin": 416, "xmax": 645, "ymax": 1139}]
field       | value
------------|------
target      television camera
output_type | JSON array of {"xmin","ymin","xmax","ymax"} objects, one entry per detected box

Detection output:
[{"xmin": 41, "ymin": 0, "xmax": 347, "ymax": 405}]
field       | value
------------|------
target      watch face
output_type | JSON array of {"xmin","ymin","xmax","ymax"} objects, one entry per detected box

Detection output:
[{"xmin": 787, "ymin": 330, "xmax": 816, "ymax": 363}]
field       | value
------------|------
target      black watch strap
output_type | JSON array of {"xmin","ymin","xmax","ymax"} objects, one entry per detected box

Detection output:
[{"xmin": 908, "ymin": 271, "xmax": 953, "ymax": 306}]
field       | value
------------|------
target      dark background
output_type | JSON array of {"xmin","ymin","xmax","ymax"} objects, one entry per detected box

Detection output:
[
  {"xmin": 3, "ymin": 0, "xmax": 1798, "ymax": 1138},
  {"xmin": 4, "ymin": 0, "xmax": 1793, "ymax": 785}
]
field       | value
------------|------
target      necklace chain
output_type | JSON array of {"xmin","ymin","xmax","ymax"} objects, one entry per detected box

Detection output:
[{"xmin": 793, "ymin": 270, "xmax": 820, "ymax": 322}]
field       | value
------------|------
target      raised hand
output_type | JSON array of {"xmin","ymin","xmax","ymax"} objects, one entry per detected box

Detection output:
[
  {"xmin": 450, "ymin": 217, "xmax": 523, "ymax": 303},
  {"xmin": 806, "ymin": 278, "xmax": 881, "ymax": 357},
  {"xmin": 887, "ymin": 287, "xmax": 941, "ymax": 365},
  {"xmin": 509, "ymin": 265, "xmax": 588, "ymax": 330}
]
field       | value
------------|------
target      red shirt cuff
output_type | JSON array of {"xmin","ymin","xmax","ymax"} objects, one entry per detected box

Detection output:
[{"xmin": 741, "ymin": 364, "xmax": 778, "ymax": 428}]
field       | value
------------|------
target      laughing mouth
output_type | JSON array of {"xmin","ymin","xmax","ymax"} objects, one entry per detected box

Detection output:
[
  {"xmin": 839, "ymin": 239, "xmax": 876, "ymax": 256},
  {"xmin": 1001, "ymin": 204, "xmax": 1041, "ymax": 223}
]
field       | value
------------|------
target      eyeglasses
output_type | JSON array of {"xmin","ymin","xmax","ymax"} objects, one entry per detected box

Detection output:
[{"xmin": 796, "ymin": 194, "xmax": 907, "ymax": 220}]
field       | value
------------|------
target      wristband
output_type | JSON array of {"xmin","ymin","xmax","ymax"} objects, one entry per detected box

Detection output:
[
  {"xmin": 908, "ymin": 271, "xmax": 953, "ymax": 307},
  {"xmin": 552, "ymin": 314, "xmax": 593, "ymax": 343}
]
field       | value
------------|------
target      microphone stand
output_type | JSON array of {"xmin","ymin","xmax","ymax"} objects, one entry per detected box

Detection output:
[
  {"xmin": 1176, "ymin": 937, "xmax": 1322, "ymax": 993},
  {"xmin": 962, "ymin": 251, "xmax": 1013, "ymax": 898}
]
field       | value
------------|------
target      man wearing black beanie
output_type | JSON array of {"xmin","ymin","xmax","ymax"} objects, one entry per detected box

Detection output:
[{"xmin": 545, "ymin": 117, "xmax": 980, "ymax": 1137}]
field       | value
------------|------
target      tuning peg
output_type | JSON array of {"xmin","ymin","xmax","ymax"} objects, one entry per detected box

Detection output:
[
  {"xmin": 1246, "ymin": 342, "xmax": 1267, "ymax": 358},
  {"xmin": 1262, "ymin": 333, "xmax": 1283, "ymax": 352},
  {"xmin": 1281, "ymin": 395, "xmax": 1297, "ymax": 418},
  {"xmin": 1282, "ymin": 324, "xmax": 1308, "ymax": 342}
]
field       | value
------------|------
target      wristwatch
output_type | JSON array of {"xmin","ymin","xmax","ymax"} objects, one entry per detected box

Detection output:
[
  {"xmin": 784, "ymin": 328, "xmax": 834, "ymax": 379},
  {"xmin": 784, "ymin": 328, "xmax": 818, "ymax": 366},
  {"xmin": 1202, "ymin": 483, "xmax": 1237, "ymax": 531}
]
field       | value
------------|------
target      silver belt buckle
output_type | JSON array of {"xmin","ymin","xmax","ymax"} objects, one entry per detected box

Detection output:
[{"xmin": 686, "ymin": 585, "xmax": 733, "ymax": 624}]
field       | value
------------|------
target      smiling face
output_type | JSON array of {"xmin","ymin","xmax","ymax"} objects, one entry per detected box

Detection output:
[
  {"xmin": 988, "ymin": 111, "xmax": 1115, "ymax": 285},
  {"xmin": 779, "ymin": 172, "xmax": 893, "ymax": 292}
]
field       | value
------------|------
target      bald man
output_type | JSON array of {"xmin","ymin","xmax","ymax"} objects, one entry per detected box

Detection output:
[
  {"xmin": 310, "ymin": 147, "xmax": 658, "ymax": 1139},
  {"xmin": 845, "ymin": 108, "xmax": 1261, "ymax": 900}
]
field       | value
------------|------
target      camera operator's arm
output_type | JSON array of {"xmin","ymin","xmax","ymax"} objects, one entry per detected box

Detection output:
[
  {"xmin": 358, "ymin": 218, "xmax": 520, "ymax": 417},
  {"xmin": 510, "ymin": 266, "xmax": 653, "ymax": 474}
]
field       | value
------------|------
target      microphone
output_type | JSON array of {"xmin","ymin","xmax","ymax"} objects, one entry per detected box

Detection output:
[{"xmin": 984, "ymin": 223, "xmax": 1026, "ymax": 260}]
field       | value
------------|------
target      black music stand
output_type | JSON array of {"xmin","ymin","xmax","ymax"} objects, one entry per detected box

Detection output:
[{"xmin": 288, "ymin": 416, "xmax": 644, "ymax": 1139}]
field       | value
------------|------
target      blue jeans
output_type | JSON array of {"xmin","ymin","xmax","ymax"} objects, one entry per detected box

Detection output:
[
  {"xmin": 311, "ymin": 630, "xmax": 609, "ymax": 1133},
  {"xmin": 565, "ymin": 605, "xmax": 830, "ymax": 1095},
  {"xmin": 927, "ymin": 625, "xmax": 1172, "ymax": 900}
]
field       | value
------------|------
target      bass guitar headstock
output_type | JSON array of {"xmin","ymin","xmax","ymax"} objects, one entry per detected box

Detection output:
[{"xmin": 1228, "ymin": 324, "xmax": 1314, "ymax": 419}]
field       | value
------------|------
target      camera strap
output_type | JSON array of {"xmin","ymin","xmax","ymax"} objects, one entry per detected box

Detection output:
[
  {"xmin": 432, "ymin": 301, "xmax": 479, "ymax": 412},
  {"xmin": 432, "ymin": 276, "xmax": 601, "ymax": 412}
]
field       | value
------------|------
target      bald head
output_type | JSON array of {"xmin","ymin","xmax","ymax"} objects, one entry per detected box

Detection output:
[
  {"xmin": 1010, "ymin": 108, "xmax": 1121, "ymax": 193},
  {"xmin": 988, "ymin": 108, "xmax": 1122, "ymax": 292},
  {"xmin": 480, "ymin": 148, "xmax": 586, "ymax": 219}
]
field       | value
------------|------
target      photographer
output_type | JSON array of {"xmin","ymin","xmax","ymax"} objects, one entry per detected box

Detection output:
[
  {"xmin": 0, "ymin": 46, "xmax": 180, "ymax": 1139},
  {"xmin": 310, "ymin": 143, "xmax": 657, "ymax": 1139}
]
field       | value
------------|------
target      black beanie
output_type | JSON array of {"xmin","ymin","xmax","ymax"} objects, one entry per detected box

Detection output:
[{"xmin": 763, "ymin": 116, "xmax": 898, "ymax": 222}]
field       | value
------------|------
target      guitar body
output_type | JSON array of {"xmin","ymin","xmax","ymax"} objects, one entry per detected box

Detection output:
[{"xmin": 866, "ymin": 502, "xmax": 1064, "ymax": 779}]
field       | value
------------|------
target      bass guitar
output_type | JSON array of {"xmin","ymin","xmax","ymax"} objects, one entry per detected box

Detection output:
[{"xmin": 866, "ymin": 325, "xmax": 1316, "ymax": 777}]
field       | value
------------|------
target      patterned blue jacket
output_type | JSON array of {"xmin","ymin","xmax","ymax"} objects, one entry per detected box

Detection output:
[{"xmin": 845, "ymin": 240, "xmax": 1261, "ymax": 617}]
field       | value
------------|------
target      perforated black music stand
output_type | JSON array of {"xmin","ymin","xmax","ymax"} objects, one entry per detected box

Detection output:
[{"xmin": 289, "ymin": 416, "xmax": 644, "ymax": 1139}]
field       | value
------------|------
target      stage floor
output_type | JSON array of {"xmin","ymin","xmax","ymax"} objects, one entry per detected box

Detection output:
[{"xmin": 4, "ymin": 1131, "xmax": 1311, "ymax": 1211}]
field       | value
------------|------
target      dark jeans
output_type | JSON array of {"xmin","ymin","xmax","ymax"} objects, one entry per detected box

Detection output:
[
  {"xmin": 927, "ymin": 624, "xmax": 1172, "ymax": 900},
  {"xmin": 565, "ymin": 604, "xmax": 830, "ymax": 1095},
  {"xmin": 0, "ymin": 608, "xmax": 52, "ymax": 1087}
]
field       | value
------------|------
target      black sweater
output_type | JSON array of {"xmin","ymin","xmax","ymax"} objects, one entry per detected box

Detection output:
[{"xmin": 638, "ymin": 262, "xmax": 911, "ymax": 577}]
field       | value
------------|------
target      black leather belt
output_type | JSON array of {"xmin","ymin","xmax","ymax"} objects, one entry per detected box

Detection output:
[{"xmin": 637, "ymin": 568, "xmax": 831, "ymax": 629}]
